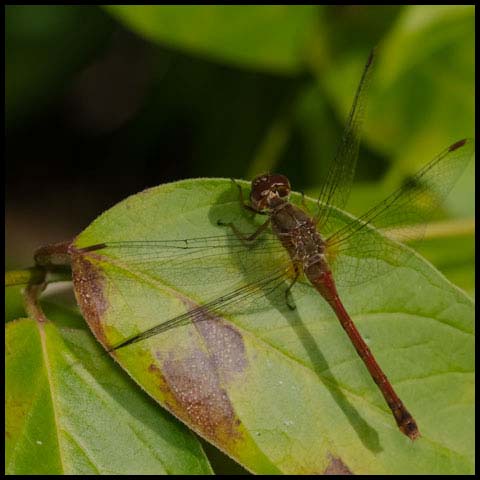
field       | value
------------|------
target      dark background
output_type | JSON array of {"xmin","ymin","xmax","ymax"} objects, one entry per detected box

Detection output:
[{"xmin": 6, "ymin": 5, "xmax": 474, "ymax": 296}]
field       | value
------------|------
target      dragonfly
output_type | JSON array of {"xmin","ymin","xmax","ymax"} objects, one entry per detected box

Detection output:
[{"xmin": 76, "ymin": 50, "xmax": 473, "ymax": 441}]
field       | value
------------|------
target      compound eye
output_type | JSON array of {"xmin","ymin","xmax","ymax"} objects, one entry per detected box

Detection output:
[
  {"xmin": 250, "ymin": 173, "xmax": 291, "ymax": 211},
  {"xmin": 268, "ymin": 174, "xmax": 290, "ymax": 197}
]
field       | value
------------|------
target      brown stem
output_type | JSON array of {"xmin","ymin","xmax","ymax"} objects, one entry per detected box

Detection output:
[{"xmin": 24, "ymin": 282, "xmax": 48, "ymax": 324}]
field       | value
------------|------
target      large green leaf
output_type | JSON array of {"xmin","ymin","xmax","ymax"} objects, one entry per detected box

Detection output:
[
  {"xmin": 70, "ymin": 179, "xmax": 474, "ymax": 474},
  {"xmin": 104, "ymin": 6, "xmax": 318, "ymax": 73},
  {"xmin": 5, "ymin": 304, "xmax": 212, "ymax": 475}
]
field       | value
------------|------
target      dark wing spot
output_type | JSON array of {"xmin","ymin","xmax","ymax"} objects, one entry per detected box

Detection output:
[{"xmin": 448, "ymin": 139, "xmax": 467, "ymax": 152}]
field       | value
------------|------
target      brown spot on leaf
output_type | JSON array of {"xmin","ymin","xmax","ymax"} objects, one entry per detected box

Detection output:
[
  {"xmin": 162, "ymin": 348, "xmax": 240, "ymax": 443},
  {"xmin": 148, "ymin": 303, "xmax": 247, "ymax": 447},
  {"xmin": 70, "ymin": 249, "xmax": 109, "ymax": 347},
  {"xmin": 193, "ymin": 313, "xmax": 247, "ymax": 383},
  {"xmin": 324, "ymin": 454, "xmax": 353, "ymax": 475},
  {"xmin": 148, "ymin": 358, "xmax": 242, "ymax": 446}
]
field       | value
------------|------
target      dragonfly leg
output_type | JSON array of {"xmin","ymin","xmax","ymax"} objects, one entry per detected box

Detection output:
[
  {"xmin": 284, "ymin": 266, "xmax": 300, "ymax": 310},
  {"xmin": 300, "ymin": 191, "xmax": 313, "ymax": 215},
  {"xmin": 217, "ymin": 218, "xmax": 271, "ymax": 246}
]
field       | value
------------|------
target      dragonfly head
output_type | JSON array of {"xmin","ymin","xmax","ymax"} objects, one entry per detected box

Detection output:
[{"xmin": 250, "ymin": 173, "xmax": 291, "ymax": 212}]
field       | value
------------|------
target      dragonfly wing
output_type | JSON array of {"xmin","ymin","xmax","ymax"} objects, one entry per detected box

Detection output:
[
  {"xmin": 325, "ymin": 138, "xmax": 474, "ymax": 288},
  {"xmin": 80, "ymin": 231, "xmax": 288, "ymax": 289},
  {"xmin": 316, "ymin": 49, "xmax": 375, "ymax": 232},
  {"xmin": 110, "ymin": 264, "xmax": 294, "ymax": 350},
  {"xmin": 326, "ymin": 223, "xmax": 413, "ymax": 288},
  {"xmin": 77, "ymin": 230, "xmax": 299, "ymax": 348}
]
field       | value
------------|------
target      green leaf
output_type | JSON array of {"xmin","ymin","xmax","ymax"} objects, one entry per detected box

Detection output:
[
  {"xmin": 413, "ymin": 232, "xmax": 474, "ymax": 298},
  {"xmin": 5, "ymin": 304, "xmax": 213, "ymax": 475},
  {"xmin": 104, "ymin": 6, "xmax": 318, "ymax": 73},
  {"xmin": 70, "ymin": 179, "xmax": 473, "ymax": 474},
  {"xmin": 5, "ymin": 286, "xmax": 26, "ymax": 323}
]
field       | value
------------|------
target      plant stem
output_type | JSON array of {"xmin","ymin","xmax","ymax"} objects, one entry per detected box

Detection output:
[
  {"xmin": 5, "ymin": 267, "xmax": 45, "ymax": 287},
  {"xmin": 24, "ymin": 282, "xmax": 48, "ymax": 323}
]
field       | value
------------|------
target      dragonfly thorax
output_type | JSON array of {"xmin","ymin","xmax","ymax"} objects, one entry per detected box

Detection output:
[{"xmin": 269, "ymin": 201, "xmax": 328, "ymax": 273}]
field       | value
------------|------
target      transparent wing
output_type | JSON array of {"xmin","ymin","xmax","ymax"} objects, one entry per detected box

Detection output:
[
  {"xmin": 324, "ymin": 139, "xmax": 474, "ymax": 287},
  {"xmin": 110, "ymin": 265, "xmax": 293, "ymax": 350},
  {"xmin": 80, "ymin": 231, "xmax": 288, "ymax": 287},
  {"xmin": 79, "ymin": 230, "xmax": 299, "ymax": 348},
  {"xmin": 316, "ymin": 49, "xmax": 375, "ymax": 232}
]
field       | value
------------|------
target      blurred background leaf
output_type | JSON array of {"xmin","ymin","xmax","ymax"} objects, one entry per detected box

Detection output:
[{"xmin": 104, "ymin": 5, "xmax": 318, "ymax": 73}]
